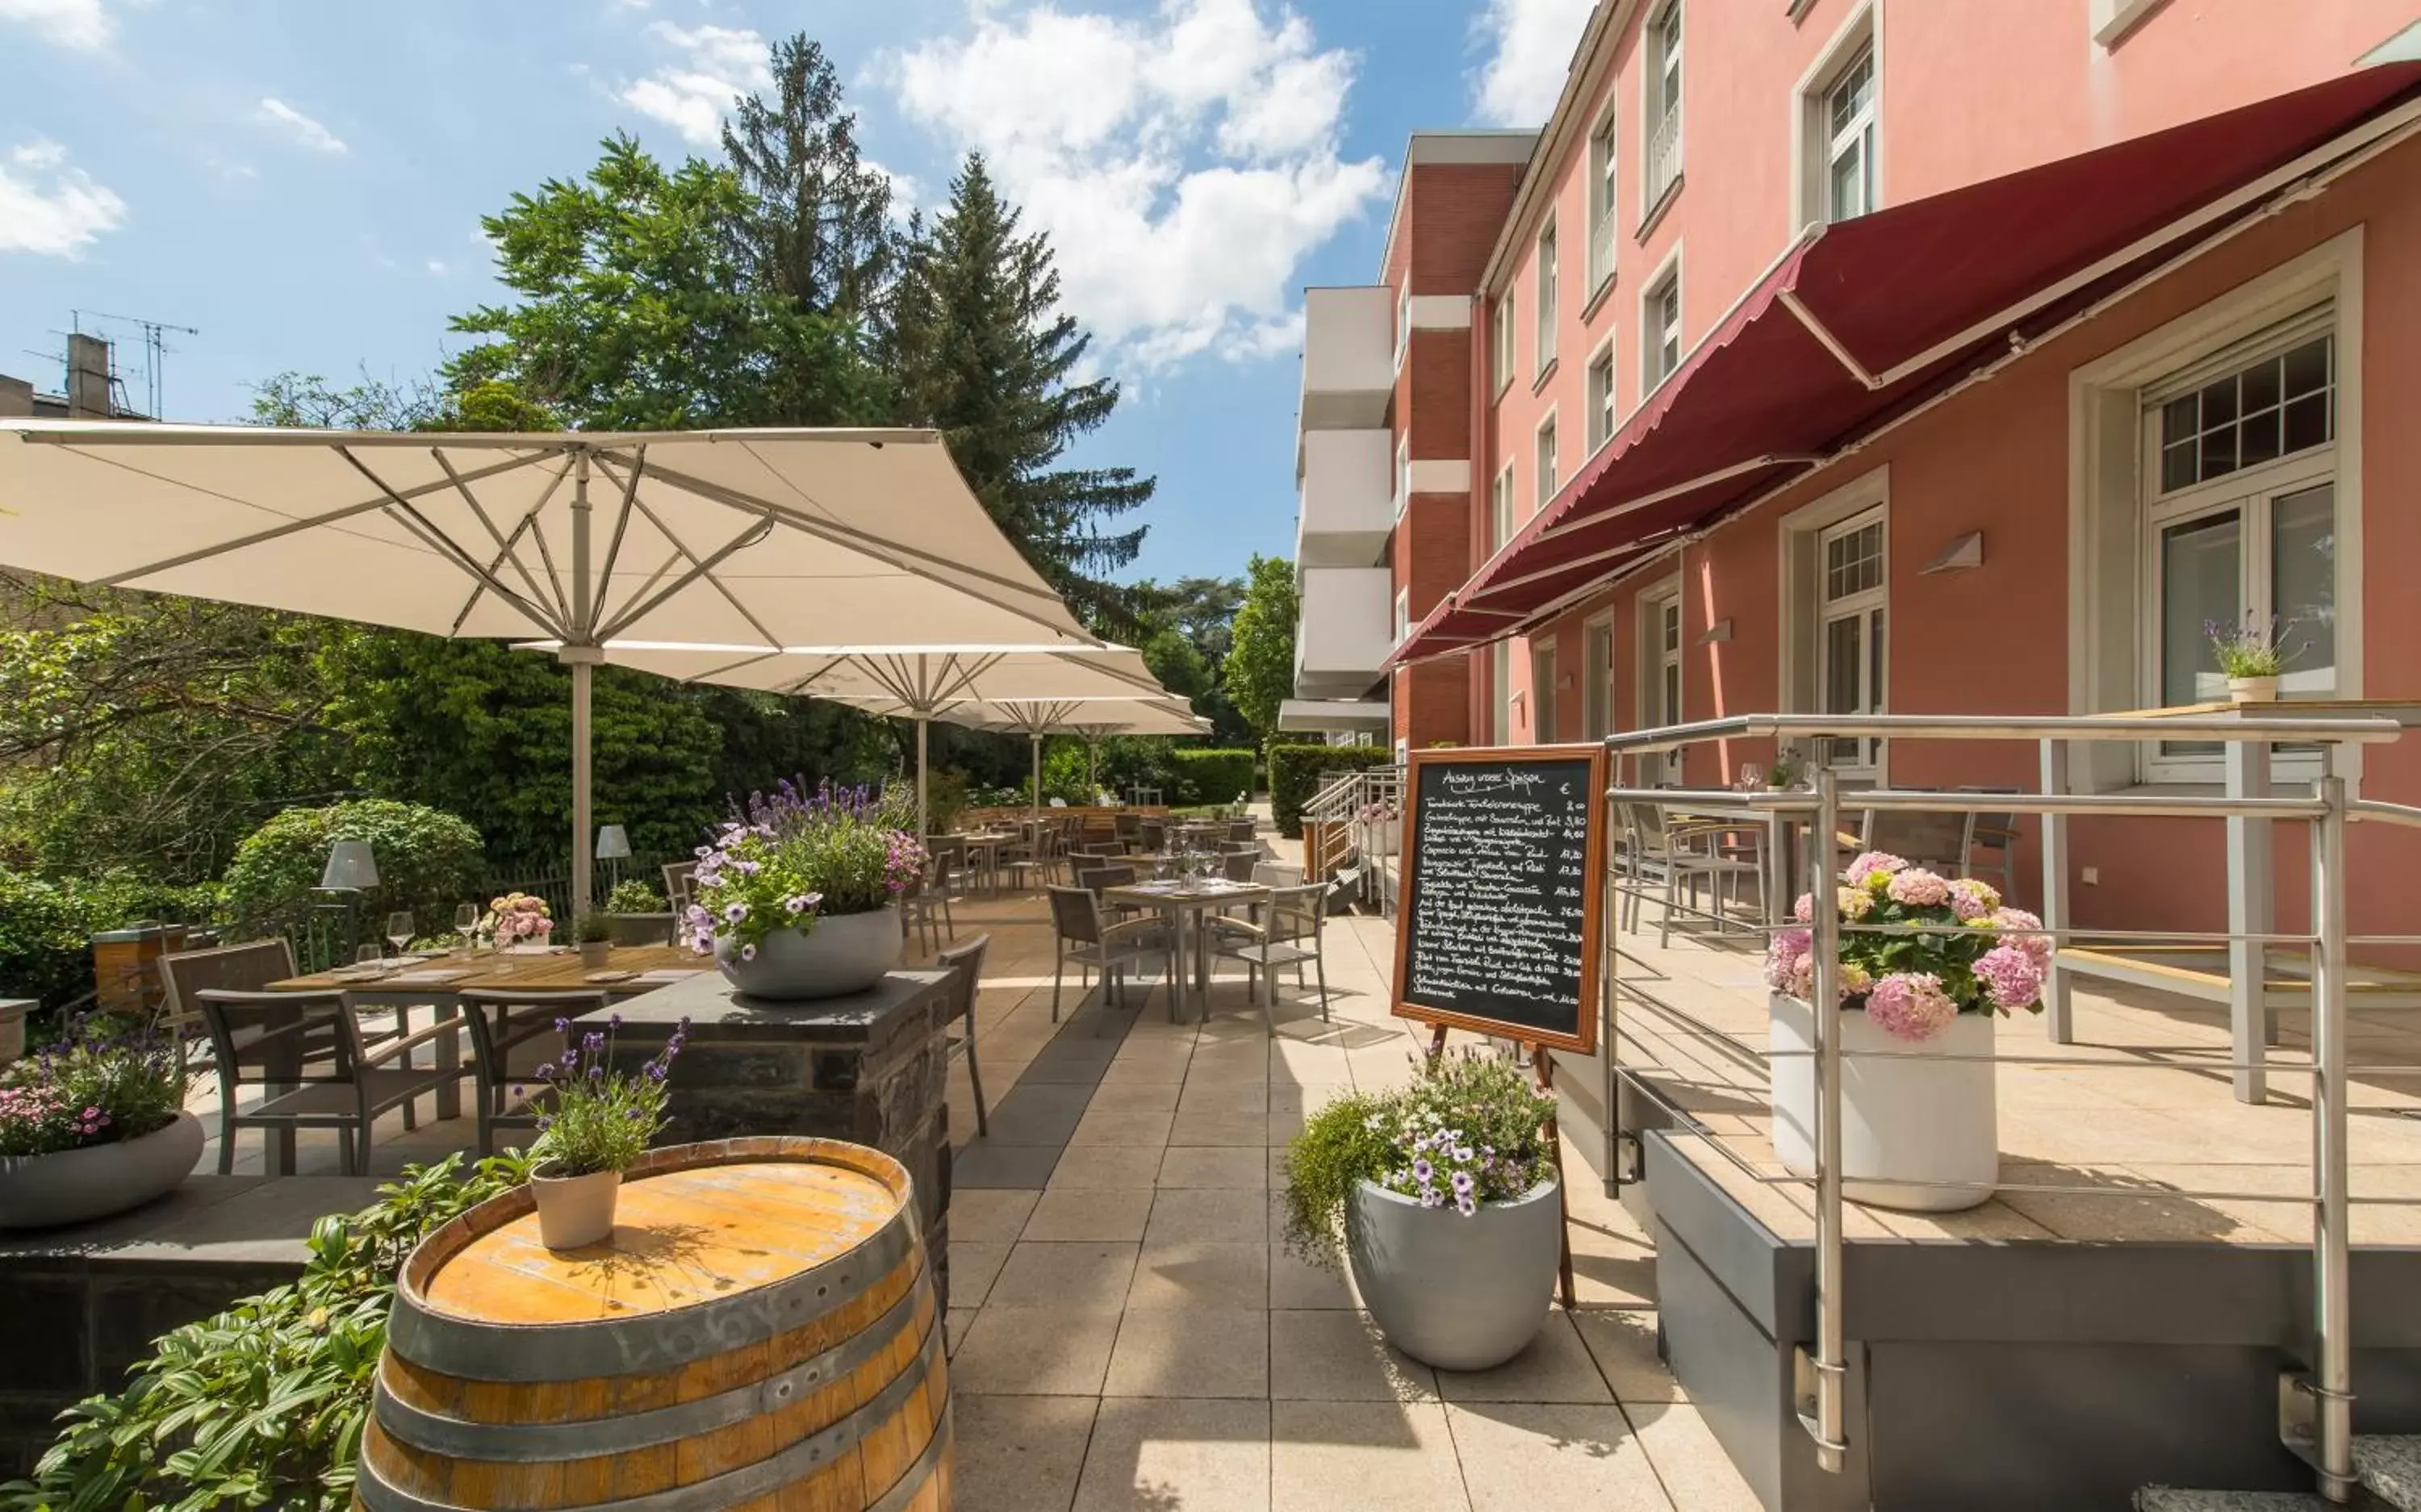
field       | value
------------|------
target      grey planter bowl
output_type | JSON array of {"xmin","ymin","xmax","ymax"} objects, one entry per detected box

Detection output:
[
  {"xmin": 0, "ymin": 1110, "xmax": 203, "ymax": 1230},
  {"xmin": 714, "ymin": 907, "xmax": 903, "ymax": 1000},
  {"xmin": 1345, "ymin": 1174, "xmax": 1562, "ymax": 1371}
]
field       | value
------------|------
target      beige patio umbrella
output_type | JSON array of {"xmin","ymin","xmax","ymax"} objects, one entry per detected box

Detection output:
[
  {"xmin": 0, "ymin": 420, "xmax": 1097, "ymax": 914},
  {"xmin": 916, "ymin": 695, "xmax": 1212, "ymax": 822}
]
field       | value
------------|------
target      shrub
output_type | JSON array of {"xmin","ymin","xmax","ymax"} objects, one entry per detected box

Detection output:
[
  {"xmin": 0, "ymin": 870, "xmax": 224, "ymax": 1009},
  {"xmin": 604, "ymin": 878, "xmax": 665, "ymax": 913},
  {"xmin": 1168, "ymin": 749, "xmax": 1255, "ymax": 807},
  {"xmin": 1269, "ymin": 745, "xmax": 1394, "ymax": 836},
  {"xmin": 222, "ymin": 799, "xmax": 483, "ymax": 942},
  {"xmin": 1, "ymin": 1151, "xmax": 534, "ymax": 1511}
]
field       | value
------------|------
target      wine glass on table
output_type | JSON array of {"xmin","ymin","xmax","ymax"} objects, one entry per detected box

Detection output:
[
  {"xmin": 454, "ymin": 903, "xmax": 479, "ymax": 959},
  {"xmin": 386, "ymin": 910, "xmax": 415, "ymax": 959}
]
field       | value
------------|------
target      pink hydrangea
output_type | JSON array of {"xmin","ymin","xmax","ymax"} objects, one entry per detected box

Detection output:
[
  {"xmin": 1793, "ymin": 892, "xmax": 1816, "ymax": 922},
  {"xmin": 1765, "ymin": 928, "xmax": 1813, "ymax": 992},
  {"xmin": 1884, "ymin": 868, "xmax": 1952, "ymax": 908},
  {"xmin": 1990, "ymin": 907, "xmax": 2052, "ymax": 968},
  {"xmin": 1949, "ymin": 878, "xmax": 2001, "ymax": 921},
  {"xmin": 1972, "ymin": 943, "xmax": 2045, "ymax": 1010},
  {"xmin": 1838, "ymin": 885, "xmax": 1875, "ymax": 921},
  {"xmin": 1864, "ymin": 972, "xmax": 1959, "ymax": 1042},
  {"xmin": 1845, "ymin": 850, "xmax": 1908, "ymax": 888}
]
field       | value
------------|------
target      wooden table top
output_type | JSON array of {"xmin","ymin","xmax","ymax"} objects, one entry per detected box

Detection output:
[
  {"xmin": 270, "ymin": 943, "xmax": 701, "ymax": 996},
  {"xmin": 1105, "ymin": 879, "xmax": 1271, "ymax": 911}
]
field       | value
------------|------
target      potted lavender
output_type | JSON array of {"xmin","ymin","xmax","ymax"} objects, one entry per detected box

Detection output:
[
  {"xmin": 525, "ymin": 1014, "xmax": 686, "ymax": 1249},
  {"xmin": 685, "ymin": 779, "xmax": 929, "ymax": 1000},
  {"xmin": 0, "ymin": 1023, "xmax": 199, "ymax": 1230},
  {"xmin": 1282, "ymin": 1050, "xmax": 1561, "ymax": 1370},
  {"xmin": 2206, "ymin": 615, "xmax": 2301, "ymax": 704}
]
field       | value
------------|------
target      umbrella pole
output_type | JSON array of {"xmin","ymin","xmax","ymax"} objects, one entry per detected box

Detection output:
[
  {"xmin": 917, "ymin": 716, "xmax": 930, "ymax": 837},
  {"xmin": 571, "ymin": 655, "xmax": 594, "ymax": 921},
  {"xmin": 1086, "ymin": 736, "xmax": 1098, "ymax": 800},
  {"xmin": 1031, "ymin": 733, "xmax": 1043, "ymax": 824}
]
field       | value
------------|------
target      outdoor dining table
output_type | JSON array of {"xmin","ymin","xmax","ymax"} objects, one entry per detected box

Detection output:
[
  {"xmin": 949, "ymin": 830, "xmax": 1017, "ymax": 895},
  {"xmin": 1103, "ymin": 877, "xmax": 1271, "ymax": 1023}
]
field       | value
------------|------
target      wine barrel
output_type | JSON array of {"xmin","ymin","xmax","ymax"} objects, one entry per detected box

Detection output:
[{"xmin": 356, "ymin": 1137, "xmax": 949, "ymax": 1512}]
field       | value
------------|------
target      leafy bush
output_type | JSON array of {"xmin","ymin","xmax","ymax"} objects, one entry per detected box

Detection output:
[
  {"xmin": 0, "ymin": 869, "xmax": 224, "ymax": 1009},
  {"xmin": 1168, "ymin": 749, "xmax": 1254, "ymax": 806},
  {"xmin": 923, "ymin": 768, "xmax": 972, "ymax": 836},
  {"xmin": 1282, "ymin": 1049, "xmax": 1558, "ymax": 1270},
  {"xmin": 604, "ymin": 878, "xmax": 666, "ymax": 913},
  {"xmin": 1, "ymin": 1151, "xmax": 534, "ymax": 1511},
  {"xmin": 1269, "ymin": 745, "xmax": 1394, "ymax": 836},
  {"xmin": 221, "ymin": 800, "xmax": 483, "ymax": 941},
  {"xmin": 1095, "ymin": 737, "xmax": 1179, "ymax": 803}
]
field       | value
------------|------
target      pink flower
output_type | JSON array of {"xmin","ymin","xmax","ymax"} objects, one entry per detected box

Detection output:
[
  {"xmin": 1885, "ymin": 869, "xmax": 1952, "ymax": 908},
  {"xmin": 1765, "ymin": 928, "xmax": 1812, "ymax": 992},
  {"xmin": 1949, "ymin": 878, "xmax": 2001, "ymax": 921},
  {"xmin": 1838, "ymin": 886, "xmax": 1875, "ymax": 921},
  {"xmin": 1792, "ymin": 892, "xmax": 1816, "ymax": 923},
  {"xmin": 1845, "ymin": 850, "xmax": 1908, "ymax": 888},
  {"xmin": 1972, "ymin": 944, "xmax": 2045, "ymax": 1010},
  {"xmin": 1864, "ymin": 972, "xmax": 1959, "ymax": 1042},
  {"xmin": 1990, "ymin": 907, "xmax": 2052, "ymax": 968}
]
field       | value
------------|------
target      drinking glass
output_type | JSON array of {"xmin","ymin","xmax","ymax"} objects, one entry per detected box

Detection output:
[
  {"xmin": 1737, "ymin": 763, "xmax": 1764, "ymax": 792},
  {"xmin": 354, "ymin": 944, "xmax": 383, "ymax": 967},
  {"xmin": 454, "ymin": 903, "xmax": 479, "ymax": 959},
  {"xmin": 386, "ymin": 910, "xmax": 415, "ymax": 958}
]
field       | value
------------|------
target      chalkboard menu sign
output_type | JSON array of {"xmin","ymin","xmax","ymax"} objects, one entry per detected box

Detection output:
[{"xmin": 1391, "ymin": 746, "xmax": 1608, "ymax": 1053}]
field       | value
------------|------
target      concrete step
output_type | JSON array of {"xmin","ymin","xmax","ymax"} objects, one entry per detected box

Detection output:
[
  {"xmin": 2356, "ymin": 1438, "xmax": 2421, "ymax": 1511},
  {"xmin": 2135, "ymin": 1490, "xmax": 2381, "ymax": 1511}
]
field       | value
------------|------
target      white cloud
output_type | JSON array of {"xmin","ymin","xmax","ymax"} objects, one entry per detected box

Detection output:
[
  {"xmin": 884, "ymin": 0, "xmax": 1387, "ymax": 372},
  {"xmin": 620, "ymin": 22, "xmax": 771, "ymax": 146},
  {"xmin": 0, "ymin": 0, "xmax": 111, "ymax": 50},
  {"xmin": 863, "ymin": 158, "xmax": 922, "ymax": 224},
  {"xmin": 255, "ymin": 98, "xmax": 348, "ymax": 154},
  {"xmin": 0, "ymin": 138, "xmax": 126, "ymax": 257},
  {"xmin": 1470, "ymin": 0, "xmax": 1596, "ymax": 127},
  {"xmin": 426, "ymin": 258, "xmax": 449, "ymax": 275}
]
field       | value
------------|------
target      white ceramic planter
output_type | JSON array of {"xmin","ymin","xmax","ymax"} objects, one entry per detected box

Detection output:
[
  {"xmin": 0, "ymin": 1110, "xmax": 204, "ymax": 1230},
  {"xmin": 1768, "ymin": 993, "xmax": 1998, "ymax": 1212},
  {"xmin": 1365, "ymin": 819, "xmax": 1399, "ymax": 857},
  {"xmin": 2229, "ymin": 675, "xmax": 2280, "ymax": 704},
  {"xmin": 531, "ymin": 1165, "xmax": 621, "ymax": 1250},
  {"xmin": 1345, "ymin": 1176, "xmax": 1562, "ymax": 1371},
  {"xmin": 714, "ymin": 907, "xmax": 903, "ymax": 1000}
]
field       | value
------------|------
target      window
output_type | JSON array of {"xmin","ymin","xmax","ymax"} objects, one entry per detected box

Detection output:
[
  {"xmin": 1640, "ymin": 586, "xmax": 1683, "ymax": 781},
  {"xmin": 1394, "ymin": 434, "xmax": 1411, "ymax": 518},
  {"xmin": 1395, "ymin": 285, "xmax": 1411, "ymax": 366},
  {"xmin": 2143, "ymin": 327, "xmax": 2338, "ymax": 770},
  {"xmin": 1491, "ymin": 296, "xmax": 1515, "ymax": 399},
  {"xmin": 1535, "ymin": 412, "xmax": 1559, "ymax": 508},
  {"xmin": 1587, "ymin": 103, "xmax": 1619, "ymax": 290},
  {"xmin": 1532, "ymin": 641, "xmax": 1560, "ymax": 744},
  {"xmin": 1491, "ymin": 464, "xmax": 1516, "ymax": 553},
  {"xmin": 1822, "ymin": 44, "xmax": 1877, "ymax": 222},
  {"xmin": 1817, "ymin": 511, "xmax": 1888, "ymax": 771},
  {"xmin": 1535, "ymin": 217, "xmax": 1560, "ymax": 378},
  {"xmin": 1393, "ymin": 587, "xmax": 1410, "ymax": 646},
  {"xmin": 1491, "ymin": 639, "xmax": 1512, "ymax": 745},
  {"xmin": 1583, "ymin": 617, "xmax": 1615, "ymax": 740},
  {"xmin": 1643, "ymin": 262, "xmax": 1682, "ymax": 391},
  {"xmin": 1587, "ymin": 340, "xmax": 1617, "ymax": 453},
  {"xmin": 1645, "ymin": 1, "xmax": 1684, "ymax": 213}
]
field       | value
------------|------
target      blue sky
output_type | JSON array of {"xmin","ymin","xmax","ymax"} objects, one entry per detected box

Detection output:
[{"xmin": 0, "ymin": 0, "xmax": 1592, "ymax": 587}]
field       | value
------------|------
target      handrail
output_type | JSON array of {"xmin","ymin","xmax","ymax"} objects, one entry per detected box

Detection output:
[{"xmin": 1597, "ymin": 710, "xmax": 2405, "ymax": 754}]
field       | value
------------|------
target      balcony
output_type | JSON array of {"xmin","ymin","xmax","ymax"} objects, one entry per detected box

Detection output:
[
  {"xmin": 1293, "ymin": 566, "xmax": 1393, "ymax": 701},
  {"xmin": 1645, "ymin": 107, "xmax": 1683, "ymax": 216},
  {"xmin": 1296, "ymin": 428, "xmax": 1394, "ymax": 569},
  {"xmin": 1298, "ymin": 286, "xmax": 1396, "ymax": 432}
]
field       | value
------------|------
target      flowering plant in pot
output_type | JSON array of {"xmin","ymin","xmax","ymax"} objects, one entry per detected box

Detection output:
[
  {"xmin": 2206, "ymin": 614, "xmax": 2302, "ymax": 704},
  {"xmin": 0, "ymin": 1021, "xmax": 200, "ymax": 1230},
  {"xmin": 479, "ymin": 892, "xmax": 553, "ymax": 946},
  {"xmin": 1355, "ymin": 798, "xmax": 1400, "ymax": 855},
  {"xmin": 573, "ymin": 910, "xmax": 616, "ymax": 968},
  {"xmin": 525, "ymin": 1013, "xmax": 686, "ymax": 1249},
  {"xmin": 1283, "ymin": 1050, "xmax": 1560, "ymax": 1370},
  {"xmin": 1764, "ymin": 850, "xmax": 2051, "ymax": 1210},
  {"xmin": 687, "ymin": 778, "xmax": 928, "ymax": 1000}
]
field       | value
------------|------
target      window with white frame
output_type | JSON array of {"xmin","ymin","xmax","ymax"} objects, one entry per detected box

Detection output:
[
  {"xmin": 1643, "ymin": 263, "xmax": 1682, "ymax": 391},
  {"xmin": 1491, "ymin": 639, "xmax": 1512, "ymax": 745},
  {"xmin": 1587, "ymin": 102, "xmax": 1619, "ymax": 290},
  {"xmin": 1395, "ymin": 285, "xmax": 1411, "ymax": 367},
  {"xmin": 1536, "ymin": 411, "xmax": 1559, "ymax": 508},
  {"xmin": 1640, "ymin": 585, "xmax": 1683, "ymax": 782},
  {"xmin": 1532, "ymin": 640, "xmax": 1560, "ymax": 744},
  {"xmin": 1583, "ymin": 617, "xmax": 1615, "ymax": 740},
  {"xmin": 1822, "ymin": 44, "xmax": 1877, "ymax": 222},
  {"xmin": 2142, "ymin": 320, "xmax": 2337, "ymax": 772},
  {"xmin": 1816, "ymin": 510, "xmax": 1888, "ymax": 771},
  {"xmin": 1535, "ymin": 216, "xmax": 1560, "ymax": 378},
  {"xmin": 1394, "ymin": 434, "xmax": 1411, "ymax": 518},
  {"xmin": 1645, "ymin": 1, "xmax": 1684, "ymax": 213},
  {"xmin": 1491, "ymin": 464, "xmax": 1516, "ymax": 553},
  {"xmin": 1587, "ymin": 340, "xmax": 1617, "ymax": 453},
  {"xmin": 1394, "ymin": 587, "xmax": 1410, "ymax": 646},
  {"xmin": 1491, "ymin": 296, "xmax": 1515, "ymax": 399}
]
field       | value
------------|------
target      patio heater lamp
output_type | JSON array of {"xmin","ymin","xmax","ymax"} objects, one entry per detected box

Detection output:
[
  {"xmin": 318, "ymin": 840, "xmax": 380, "ymax": 958},
  {"xmin": 596, "ymin": 824, "xmax": 631, "ymax": 901}
]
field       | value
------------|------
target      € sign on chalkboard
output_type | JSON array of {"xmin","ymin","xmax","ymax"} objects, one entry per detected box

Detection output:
[{"xmin": 1390, "ymin": 745, "xmax": 1608, "ymax": 1055}]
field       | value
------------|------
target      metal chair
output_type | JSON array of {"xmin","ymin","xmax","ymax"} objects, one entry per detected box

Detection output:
[
  {"xmin": 194, "ymin": 979, "xmax": 465, "ymax": 1176},
  {"xmin": 1860, "ymin": 808, "xmax": 1967, "ymax": 874},
  {"xmin": 1114, "ymin": 812, "xmax": 1144, "ymax": 853},
  {"xmin": 453, "ymin": 988, "xmax": 603, "ymax": 1156},
  {"xmin": 936, "ymin": 934, "xmax": 991, "ymax": 1138},
  {"xmin": 1252, "ymin": 862, "xmax": 1305, "ymax": 888},
  {"xmin": 1209, "ymin": 882, "xmax": 1331, "ymax": 1035},
  {"xmin": 901, "ymin": 852, "xmax": 961, "ymax": 955},
  {"xmin": 1138, "ymin": 816, "xmax": 1169, "ymax": 854},
  {"xmin": 1956, "ymin": 787, "xmax": 2023, "ymax": 899},
  {"xmin": 1620, "ymin": 804, "xmax": 1767, "ymax": 946},
  {"xmin": 1220, "ymin": 849, "xmax": 1259, "ymax": 883},
  {"xmin": 1046, "ymin": 885, "xmax": 1169, "ymax": 1028},
  {"xmin": 1226, "ymin": 818, "xmax": 1256, "ymax": 846},
  {"xmin": 662, "ymin": 860, "xmax": 700, "ymax": 917}
]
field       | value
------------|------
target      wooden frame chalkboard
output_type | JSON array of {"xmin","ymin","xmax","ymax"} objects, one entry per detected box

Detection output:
[{"xmin": 1390, "ymin": 744, "xmax": 1608, "ymax": 1055}]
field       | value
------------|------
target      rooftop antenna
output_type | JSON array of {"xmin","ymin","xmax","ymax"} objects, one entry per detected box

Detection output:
[{"xmin": 71, "ymin": 309, "xmax": 199, "ymax": 419}]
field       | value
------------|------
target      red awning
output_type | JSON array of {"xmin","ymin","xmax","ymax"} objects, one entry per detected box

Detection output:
[{"xmin": 1394, "ymin": 61, "xmax": 2421, "ymax": 665}]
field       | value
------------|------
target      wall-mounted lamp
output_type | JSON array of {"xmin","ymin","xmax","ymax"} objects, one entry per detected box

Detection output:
[
  {"xmin": 1696, "ymin": 619, "xmax": 1734, "ymax": 645},
  {"xmin": 1921, "ymin": 531, "xmax": 1986, "ymax": 575}
]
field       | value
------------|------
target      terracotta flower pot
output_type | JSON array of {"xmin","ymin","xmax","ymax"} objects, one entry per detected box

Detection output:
[{"xmin": 531, "ymin": 1164, "xmax": 621, "ymax": 1250}]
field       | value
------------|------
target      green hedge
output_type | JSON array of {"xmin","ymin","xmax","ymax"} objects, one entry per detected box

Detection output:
[
  {"xmin": 1168, "ymin": 749, "xmax": 1256, "ymax": 807},
  {"xmin": 222, "ymin": 799, "xmax": 484, "ymax": 942},
  {"xmin": 0, "ymin": 871, "xmax": 224, "ymax": 1009},
  {"xmin": 1269, "ymin": 745, "xmax": 1394, "ymax": 837}
]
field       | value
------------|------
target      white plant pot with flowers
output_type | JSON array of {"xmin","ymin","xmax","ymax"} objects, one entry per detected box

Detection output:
[
  {"xmin": 1, "ymin": 1024, "xmax": 200, "ymax": 1230},
  {"xmin": 1765, "ymin": 851, "xmax": 2051, "ymax": 1213},
  {"xmin": 479, "ymin": 891, "xmax": 554, "ymax": 949},
  {"xmin": 684, "ymin": 778, "xmax": 928, "ymax": 1001},
  {"xmin": 525, "ymin": 1013, "xmax": 688, "ymax": 1249},
  {"xmin": 1356, "ymin": 800, "xmax": 1399, "ymax": 857}
]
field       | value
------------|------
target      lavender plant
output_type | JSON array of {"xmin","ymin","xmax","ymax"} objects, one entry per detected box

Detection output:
[
  {"xmin": 527, "ymin": 1015, "xmax": 686, "ymax": 1177},
  {"xmin": 0, "ymin": 1021, "xmax": 185, "ymax": 1159},
  {"xmin": 685, "ymin": 778, "xmax": 929, "ymax": 958}
]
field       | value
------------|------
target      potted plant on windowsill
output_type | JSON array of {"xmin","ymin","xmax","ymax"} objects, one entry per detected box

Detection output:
[
  {"xmin": 1282, "ymin": 1050, "xmax": 1561, "ymax": 1371},
  {"xmin": 526, "ymin": 1014, "xmax": 686, "ymax": 1250},
  {"xmin": 686, "ymin": 778, "xmax": 929, "ymax": 1000},
  {"xmin": 0, "ymin": 1023, "xmax": 201, "ymax": 1230},
  {"xmin": 2207, "ymin": 614, "xmax": 2301, "ymax": 704},
  {"xmin": 1765, "ymin": 852, "xmax": 2050, "ymax": 1212}
]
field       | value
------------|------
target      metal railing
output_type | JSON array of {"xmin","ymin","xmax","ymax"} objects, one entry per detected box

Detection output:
[
  {"xmin": 1596, "ymin": 710, "xmax": 2420, "ymax": 1502},
  {"xmin": 1645, "ymin": 107, "xmax": 1683, "ymax": 212},
  {"xmin": 1303, "ymin": 763, "xmax": 1404, "ymax": 917}
]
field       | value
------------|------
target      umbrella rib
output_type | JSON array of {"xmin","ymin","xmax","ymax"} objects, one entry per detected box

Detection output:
[
  {"xmin": 596, "ymin": 513, "xmax": 778, "ymax": 642},
  {"xmin": 772, "ymin": 655, "xmax": 847, "ymax": 696},
  {"xmin": 587, "ymin": 443, "xmax": 647, "ymax": 638},
  {"xmin": 516, "ymin": 496, "xmax": 579, "ymax": 636},
  {"xmin": 88, "ymin": 448, "xmax": 556, "ymax": 589},
  {"xmin": 334, "ymin": 447, "xmax": 566, "ymax": 637},
  {"xmin": 605, "ymin": 483, "xmax": 784, "ymax": 648},
  {"xmin": 437, "ymin": 451, "xmax": 571, "ymax": 637},
  {"xmin": 932, "ymin": 652, "xmax": 1007, "ymax": 708}
]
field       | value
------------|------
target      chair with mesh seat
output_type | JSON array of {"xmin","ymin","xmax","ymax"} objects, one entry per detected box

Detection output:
[
  {"xmin": 936, "ymin": 934, "xmax": 992, "ymax": 1137},
  {"xmin": 1209, "ymin": 882, "xmax": 1331, "ymax": 1034},
  {"xmin": 454, "ymin": 988, "xmax": 604, "ymax": 1156},
  {"xmin": 194, "ymin": 979, "xmax": 466, "ymax": 1176},
  {"xmin": 662, "ymin": 860, "xmax": 700, "ymax": 918},
  {"xmin": 1047, "ymin": 884, "xmax": 1169, "ymax": 1029}
]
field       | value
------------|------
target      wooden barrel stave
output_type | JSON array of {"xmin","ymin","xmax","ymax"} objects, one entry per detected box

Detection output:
[{"xmin": 356, "ymin": 1137, "xmax": 948, "ymax": 1512}]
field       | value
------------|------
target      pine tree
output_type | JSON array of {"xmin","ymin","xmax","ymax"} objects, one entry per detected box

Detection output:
[
  {"xmin": 889, "ymin": 154, "xmax": 1153, "ymax": 628},
  {"xmin": 721, "ymin": 34, "xmax": 898, "ymax": 332}
]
